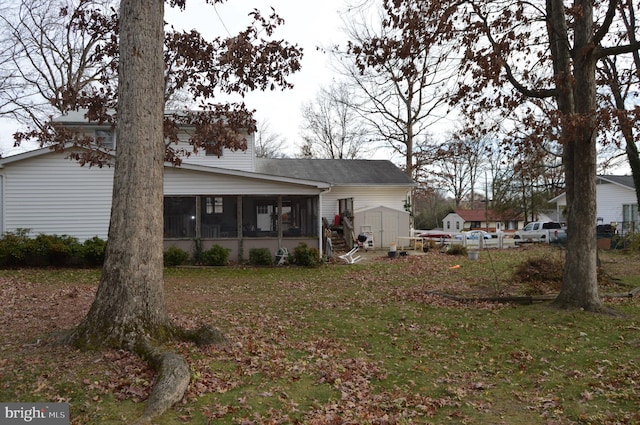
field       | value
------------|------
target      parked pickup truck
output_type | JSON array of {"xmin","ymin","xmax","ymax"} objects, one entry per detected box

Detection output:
[{"xmin": 513, "ymin": 221, "xmax": 566, "ymax": 243}]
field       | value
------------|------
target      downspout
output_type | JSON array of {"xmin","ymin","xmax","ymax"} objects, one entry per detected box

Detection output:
[
  {"xmin": 319, "ymin": 186, "xmax": 332, "ymax": 258},
  {"xmin": 277, "ymin": 195, "xmax": 283, "ymax": 248}
]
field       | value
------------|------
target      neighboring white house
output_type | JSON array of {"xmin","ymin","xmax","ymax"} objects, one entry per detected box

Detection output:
[
  {"xmin": 0, "ymin": 112, "xmax": 414, "ymax": 260},
  {"xmin": 441, "ymin": 209, "xmax": 525, "ymax": 234},
  {"xmin": 550, "ymin": 175, "xmax": 638, "ymax": 234}
]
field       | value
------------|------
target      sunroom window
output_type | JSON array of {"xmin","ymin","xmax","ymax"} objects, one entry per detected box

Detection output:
[
  {"xmin": 164, "ymin": 197, "xmax": 196, "ymax": 238},
  {"xmin": 201, "ymin": 196, "xmax": 237, "ymax": 237}
]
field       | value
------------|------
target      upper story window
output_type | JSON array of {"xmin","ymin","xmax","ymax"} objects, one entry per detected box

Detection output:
[
  {"xmin": 205, "ymin": 140, "xmax": 223, "ymax": 157},
  {"xmin": 95, "ymin": 130, "xmax": 115, "ymax": 149}
]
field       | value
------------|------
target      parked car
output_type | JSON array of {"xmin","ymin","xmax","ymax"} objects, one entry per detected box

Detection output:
[
  {"xmin": 455, "ymin": 230, "xmax": 492, "ymax": 240},
  {"xmin": 513, "ymin": 221, "xmax": 566, "ymax": 243}
]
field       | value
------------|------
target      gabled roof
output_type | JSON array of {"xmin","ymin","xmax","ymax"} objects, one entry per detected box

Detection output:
[
  {"xmin": 597, "ymin": 175, "xmax": 635, "ymax": 190},
  {"xmin": 255, "ymin": 158, "xmax": 415, "ymax": 186},
  {"xmin": 0, "ymin": 146, "xmax": 59, "ymax": 166}
]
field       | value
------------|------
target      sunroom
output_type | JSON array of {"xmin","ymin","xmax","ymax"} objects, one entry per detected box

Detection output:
[
  {"xmin": 163, "ymin": 194, "xmax": 319, "ymax": 239},
  {"xmin": 163, "ymin": 194, "xmax": 322, "ymax": 261}
]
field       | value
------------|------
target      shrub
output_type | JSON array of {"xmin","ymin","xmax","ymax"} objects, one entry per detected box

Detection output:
[
  {"xmin": 446, "ymin": 244, "xmax": 468, "ymax": 256},
  {"xmin": 622, "ymin": 232, "xmax": 640, "ymax": 252},
  {"xmin": 27, "ymin": 233, "xmax": 83, "ymax": 267},
  {"xmin": 83, "ymin": 236, "xmax": 107, "ymax": 267},
  {"xmin": 292, "ymin": 243, "xmax": 321, "ymax": 267},
  {"xmin": 202, "ymin": 244, "xmax": 231, "ymax": 266},
  {"xmin": 611, "ymin": 234, "xmax": 626, "ymax": 249},
  {"xmin": 0, "ymin": 229, "xmax": 32, "ymax": 267},
  {"xmin": 249, "ymin": 248, "xmax": 273, "ymax": 266},
  {"xmin": 0, "ymin": 229, "xmax": 84, "ymax": 267},
  {"xmin": 164, "ymin": 246, "xmax": 190, "ymax": 267},
  {"xmin": 0, "ymin": 231, "xmax": 102, "ymax": 268}
]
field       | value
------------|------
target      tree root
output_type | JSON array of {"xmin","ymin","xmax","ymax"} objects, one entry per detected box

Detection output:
[
  {"xmin": 175, "ymin": 324, "xmax": 228, "ymax": 347},
  {"xmin": 603, "ymin": 286, "xmax": 640, "ymax": 299},
  {"xmin": 427, "ymin": 286, "xmax": 640, "ymax": 306},
  {"xmin": 132, "ymin": 325, "xmax": 228, "ymax": 424},
  {"xmin": 426, "ymin": 290, "xmax": 556, "ymax": 305},
  {"xmin": 135, "ymin": 341, "xmax": 190, "ymax": 425}
]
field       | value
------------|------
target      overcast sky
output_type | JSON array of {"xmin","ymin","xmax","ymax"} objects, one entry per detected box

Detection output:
[
  {"xmin": 168, "ymin": 0, "xmax": 353, "ymax": 156},
  {"xmin": 175, "ymin": 0, "xmax": 353, "ymax": 156},
  {"xmin": 0, "ymin": 0, "xmax": 351, "ymax": 157}
]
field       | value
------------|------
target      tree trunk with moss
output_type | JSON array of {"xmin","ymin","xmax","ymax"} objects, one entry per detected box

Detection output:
[
  {"xmin": 69, "ymin": 0, "xmax": 169, "ymax": 349},
  {"xmin": 64, "ymin": 1, "xmax": 197, "ymax": 420}
]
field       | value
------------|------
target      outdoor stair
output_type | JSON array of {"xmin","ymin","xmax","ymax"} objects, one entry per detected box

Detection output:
[{"xmin": 330, "ymin": 230, "xmax": 350, "ymax": 253}]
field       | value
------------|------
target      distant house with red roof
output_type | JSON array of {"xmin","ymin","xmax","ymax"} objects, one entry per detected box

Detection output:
[{"xmin": 442, "ymin": 209, "xmax": 525, "ymax": 233}]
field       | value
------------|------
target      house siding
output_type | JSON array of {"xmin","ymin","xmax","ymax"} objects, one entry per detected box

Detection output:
[
  {"xmin": 51, "ymin": 113, "xmax": 257, "ymax": 172},
  {"xmin": 321, "ymin": 186, "xmax": 411, "ymax": 221},
  {"xmin": 1, "ymin": 152, "xmax": 114, "ymax": 241},
  {"xmin": 0, "ymin": 139, "xmax": 412, "ymax": 255},
  {"xmin": 595, "ymin": 181, "xmax": 637, "ymax": 224},
  {"xmin": 553, "ymin": 179, "xmax": 637, "ymax": 225},
  {"xmin": 177, "ymin": 133, "xmax": 255, "ymax": 172},
  {"xmin": 442, "ymin": 213, "xmax": 465, "ymax": 232}
]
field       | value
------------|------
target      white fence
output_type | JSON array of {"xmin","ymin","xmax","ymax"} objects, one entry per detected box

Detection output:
[
  {"xmin": 447, "ymin": 235, "xmax": 518, "ymax": 249},
  {"xmin": 413, "ymin": 230, "xmax": 519, "ymax": 250}
]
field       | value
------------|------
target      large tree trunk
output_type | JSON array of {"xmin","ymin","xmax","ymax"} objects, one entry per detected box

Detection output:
[
  {"xmin": 66, "ymin": 1, "xmax": 194, "ymax": 419},
  {"xmin": 550, "ymin": 0, "xmax": 602, "ymax": 311},
  {"xmin": 69, "ymin": 0, "xmax": 169, "ymax": 349}
]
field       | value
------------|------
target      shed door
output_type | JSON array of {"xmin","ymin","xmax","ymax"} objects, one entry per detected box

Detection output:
[
  {"xmin": 362, "ymin": 210, "xmax": 401, "ymax": 248},
  {"xmin": 382, "ymin": 212, "xmax": 400, "ymax": 248},
  {"xmin": 362, "ymin": 212, "xmax": 381, "ymax": 250}
]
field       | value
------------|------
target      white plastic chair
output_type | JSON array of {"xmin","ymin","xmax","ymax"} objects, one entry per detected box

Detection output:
[{"xmin": 338, "ymin": 246, "xmax": 362, "ymax": 264}]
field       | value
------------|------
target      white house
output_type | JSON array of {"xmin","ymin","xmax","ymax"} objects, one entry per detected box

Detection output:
[
  {"xmin": 550, "ymin": 175, "xmax": 638, "ymax": 234},
  {"xmin": 0, "ymin": 113, "xmax": 414, "ymax": 260},
  {"xmin": 441, "ymin": 209, "xmax": 525, "ymax": 233}
]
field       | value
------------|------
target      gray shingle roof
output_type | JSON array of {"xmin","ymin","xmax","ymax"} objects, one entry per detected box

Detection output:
[
  {"xmin": 255, "ymin": 159, "xmax": 414, "ymax": 186},
  {"xmin": 598, "ymin": 175, "xmax": 635, "ymax": 189}
]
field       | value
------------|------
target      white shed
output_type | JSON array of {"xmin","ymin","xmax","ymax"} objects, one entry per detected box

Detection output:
[{"xmin": 353, "ymin": 205, "xmax": 411, "ymax": 249}]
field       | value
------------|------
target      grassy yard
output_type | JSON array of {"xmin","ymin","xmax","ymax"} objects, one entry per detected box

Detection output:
[{"xmin": 1, "ymin": 245, "xmax": 639, "ymax": 424}]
